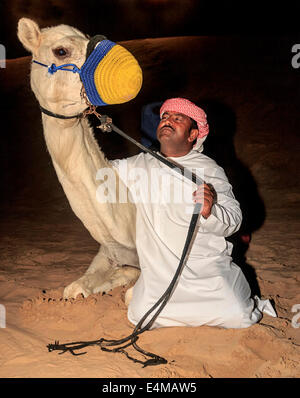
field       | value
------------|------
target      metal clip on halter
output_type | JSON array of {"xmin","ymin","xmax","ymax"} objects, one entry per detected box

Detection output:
[
  {"xmin": 96, "ymin": 115, "xmax": 113, "ymax": 132},
  {"xmin": 80, "ymin": 87, "xmax": 112, "ymax": 132}
]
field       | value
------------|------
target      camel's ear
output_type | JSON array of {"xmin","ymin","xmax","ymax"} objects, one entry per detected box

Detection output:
[{"xmin": 17, "ymin": 18, "xmax": 41, "ymax": 54}]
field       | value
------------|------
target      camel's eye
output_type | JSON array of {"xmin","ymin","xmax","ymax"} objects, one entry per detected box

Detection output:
[{"xmin": 52, "ymin": 47, "xmax": 70, "ymax": 58}]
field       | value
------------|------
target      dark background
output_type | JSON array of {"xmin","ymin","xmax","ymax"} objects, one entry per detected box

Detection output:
[{"xmin": 1, "ymin": 0, "xmax": 300, "ymax": 59}]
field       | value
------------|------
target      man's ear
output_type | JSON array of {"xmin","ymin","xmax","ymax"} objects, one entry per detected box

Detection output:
[{"xmin": 188, "ymin": 128, "xmax": 199, "ymax": 143}]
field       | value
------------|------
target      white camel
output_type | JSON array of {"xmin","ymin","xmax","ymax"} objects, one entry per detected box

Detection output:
[{"xmin": 17, "ymin": 18, "xmax": 140, "ymax": 301}]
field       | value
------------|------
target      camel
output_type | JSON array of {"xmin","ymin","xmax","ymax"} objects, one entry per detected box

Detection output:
[{"xmin": 17, "ymin": 18, "xmax": 140, "ymax": 301}]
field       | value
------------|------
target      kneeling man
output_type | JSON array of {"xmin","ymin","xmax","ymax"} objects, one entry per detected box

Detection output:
[{"xmin": 111, "ymin": 97, "xmax": 276, "ymax": 329}]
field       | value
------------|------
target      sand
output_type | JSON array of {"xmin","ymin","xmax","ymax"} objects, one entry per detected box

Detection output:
[{"xmin": 0, "ymin": 195, "xmax": 299, "ymax": 378}]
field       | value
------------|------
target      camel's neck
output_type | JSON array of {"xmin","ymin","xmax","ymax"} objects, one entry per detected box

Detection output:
[
  {"xmin": 41, "ymin": 112, "xmax": 137, "ymax": 263},
  {"xmin": 42, "ymin": 115, "xmax": 109, "ymax": 177},
  {"xmin": 41, "ymin": 114, "xmax": 117, "ymax": 240}
]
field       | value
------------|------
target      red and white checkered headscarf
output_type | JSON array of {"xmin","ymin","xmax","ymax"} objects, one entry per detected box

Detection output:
[{"xmin": 160, "ymin": 98, "xmax": 209, "ymax": 151}]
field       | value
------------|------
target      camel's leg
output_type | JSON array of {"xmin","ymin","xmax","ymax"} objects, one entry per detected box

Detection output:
[{"xmin": 63, "ymin": 248, "xmax": 140, "ymax": 299}]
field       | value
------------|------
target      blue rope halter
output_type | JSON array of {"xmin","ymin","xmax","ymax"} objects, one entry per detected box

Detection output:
[{"xmin": 32, "ymin": 60, "xmax": 81, "ymax": 75}]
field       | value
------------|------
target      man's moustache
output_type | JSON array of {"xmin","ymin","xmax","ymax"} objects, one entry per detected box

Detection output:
[{"xmin": 160, "ymin": 125, "xmax": 174, "ymax": 132}]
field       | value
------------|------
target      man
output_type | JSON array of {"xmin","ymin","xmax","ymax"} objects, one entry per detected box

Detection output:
[{"xmin": 111, "ymin": 97, "xmax": 275, "ymax": 329}]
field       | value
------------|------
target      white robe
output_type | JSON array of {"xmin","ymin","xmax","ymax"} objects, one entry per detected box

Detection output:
[{"xmin": 111, "ymin": 149, "xmax": 276, "ymax": 329}]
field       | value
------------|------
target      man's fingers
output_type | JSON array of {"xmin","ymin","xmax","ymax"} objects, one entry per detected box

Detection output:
[
  {"xmin": 193, "ymin": 195, "xmax": 214, "ymax": 205},
  {"xmin": 193, "ymin": 190, "xmax": 214, "ymax": 200},
  {"xmin": 193, "ymin": 189, "xmax": 214, "ymax": 198},
  {"xmin": 193, "ymin": 184, "xmax": 215, "ymax": 218},
  {"xmin": 192, "ymin": 184, "xmax": 215, "ymax": 218},
  {"xmin": 193, "ymin": 184, "xmax": 213, "ymax": 195}
]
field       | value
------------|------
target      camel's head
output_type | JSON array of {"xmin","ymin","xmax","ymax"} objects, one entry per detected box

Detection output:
[{"xmin": 17, "ymin": 18, "xmax": 142, "ymax": 117}]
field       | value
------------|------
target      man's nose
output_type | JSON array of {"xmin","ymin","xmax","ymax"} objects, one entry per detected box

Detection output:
[
  {"xmin": 161, "ymin": 117, "xmax": 173, "ymax": 126},
  {"xmin": 160, "ymin": 121, "xmax": 173, "ymax": 130}
]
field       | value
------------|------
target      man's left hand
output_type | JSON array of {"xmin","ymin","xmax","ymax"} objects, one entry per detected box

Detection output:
[{"xmin": 193, "ymin": 183, "xmax": 215, "ymax": 219}]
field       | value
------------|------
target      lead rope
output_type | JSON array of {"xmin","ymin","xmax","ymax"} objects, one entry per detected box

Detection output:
[
  {"xmin": 47, "ymin": 204, "xmax": 201, "ymax": 366},
  {"xmin": 47, "ymin": 92, "xmax": 203, "ymax": 367}
]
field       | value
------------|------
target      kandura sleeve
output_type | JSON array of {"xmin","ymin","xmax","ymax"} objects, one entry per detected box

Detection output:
[
  {"xmin": 109, "ymin": 154, "xmax": 142, "ymax": 186},
  {"xmin": 199, "ymin": 165, "xmax": 242, "ymax": 237}
]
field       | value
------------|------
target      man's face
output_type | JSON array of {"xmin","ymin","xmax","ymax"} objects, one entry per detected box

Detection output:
[{"xmin": 156, "ymin": 111, "xmax": 197, "ymax": 149}]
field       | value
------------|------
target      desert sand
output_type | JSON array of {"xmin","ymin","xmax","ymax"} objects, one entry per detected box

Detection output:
[
  {"xmin": 0, "ymin": 196, "xmax": 299, "ymax": 378},
  {"xmin": 0, "ymin": 36, "xmax": 299, "ymax": 378}
]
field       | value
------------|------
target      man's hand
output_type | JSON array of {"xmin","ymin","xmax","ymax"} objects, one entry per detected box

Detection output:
[{"xmin": 193, "ymin": 183, "xmax": 215, "ymax": 219}]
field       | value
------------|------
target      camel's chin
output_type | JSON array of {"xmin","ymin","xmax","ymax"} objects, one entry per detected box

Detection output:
[
  {"xmin": 62, "ymin": 102, "xmax": 80, "ymax": 109},
  {"xmin": 41, "ymin": 102, "xmax": 87, "ymax": 117}
]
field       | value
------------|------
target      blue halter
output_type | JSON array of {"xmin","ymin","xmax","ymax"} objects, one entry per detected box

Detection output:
[{"xmin": 32, "ymin": 60, "xmax": 81, "ymax": 75}]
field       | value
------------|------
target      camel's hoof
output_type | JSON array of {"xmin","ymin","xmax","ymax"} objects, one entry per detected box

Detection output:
[{"xmin": 63, "ymin": 281, "xmax": 91, "ymax": 299}]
